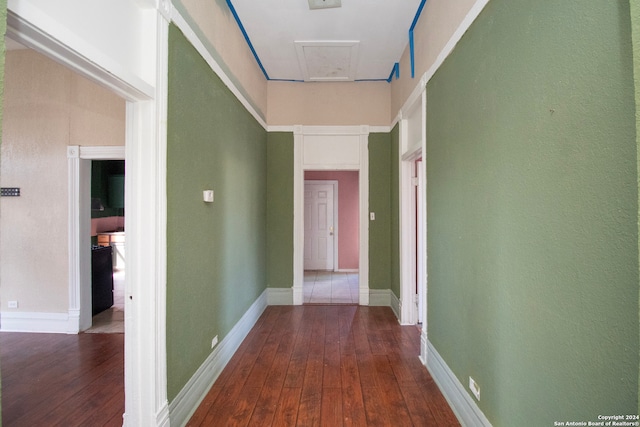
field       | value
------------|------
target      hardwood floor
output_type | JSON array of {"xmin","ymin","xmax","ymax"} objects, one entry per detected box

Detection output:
[
  {"xmin": 188, "ymin": 305, "xmax": 460, "ymax": 426},
  {"xmin": 0, "ymin": 332, "xmax": 124, "ymax": 427},
  {"xmin": 0, "ymin": 306, "xmax": 459, "ymax": 426}
]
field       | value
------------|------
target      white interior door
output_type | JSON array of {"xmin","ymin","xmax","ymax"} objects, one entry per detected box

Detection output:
[{"xmin": 304, "ymin": 182, "xmax": 335, "ymax": 270}]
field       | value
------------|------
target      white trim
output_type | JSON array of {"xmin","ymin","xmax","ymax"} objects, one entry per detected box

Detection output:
[
  {"xmin": 369, "ymin": 125, "xmax": 392, "ymax": 133},
  {"xmin": 79, "ymin": 146, "xmax": 126, "ymax": 159},
  {"xmin": 67, "ymin": 146, "xmax": 83, "ymax": 333},
  {"xmin": 390, "ymin": 290, "xmax": 400, "ymax": 320},
  {"xmin": 269, "ymin": 126, "xmax": 391, "ymax": 134},
  {"xmin": 170, "ymin": 5, "xmax": 267, "ymax": 130},
  {"xmin": 426, "ymin": 341, "xmax": 493, "ymax": 427},
  {"xmin": 169, "ymin": 290, "xmax": 268, "ymax": 427},
  {"xmin": 68, "ymin": 146, "xmax": 126, "ymax": 335},
  {"xmin": 358, "ymin": 128, "xmax": 370, "ymax": 305},
  {"xmin": 267, "ymin": 125, "xmax": 295, "ymax": 133},
  {"xmin": 267, "ymin": 288, "xmax": 293, "ymax": 305},
  {"xmin": 336, "ymin": 268, "xmax": 359, "ymax": 273},
  {"xmin": 0, "ymin": 311, "xmax": 75, "ymax": 333},
  {"xmin": 293, "ymin": 125, "xmax": 369, "ymax": 306},
  {"xmin": 5, "ymin": 9, "xmax": 153, "ymax": 101},
  {"xmin": 304, "ymin": 180, "xmax": 339, "ymax": 271}
]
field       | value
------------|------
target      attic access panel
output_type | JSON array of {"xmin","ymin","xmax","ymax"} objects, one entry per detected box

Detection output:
[{"xmin": 295, "ymin": 41, "xmax": 360, "ymax": 82}]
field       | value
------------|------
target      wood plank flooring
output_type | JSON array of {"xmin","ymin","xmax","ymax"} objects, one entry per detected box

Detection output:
[
  {"xmin": 0, "ymin": 332, "xmax": 124, "ymax": 427},
  {"xmin": 188, "ymin": 306, "xmax": 460, "ymax": 426}
]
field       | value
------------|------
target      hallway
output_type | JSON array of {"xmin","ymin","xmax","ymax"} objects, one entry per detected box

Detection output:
[{"xmin": 188, "ymin": 305, "xmax": 459, "ymax": 426}]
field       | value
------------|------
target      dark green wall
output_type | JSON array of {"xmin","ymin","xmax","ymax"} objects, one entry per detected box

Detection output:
[
  {"xmin": 368, "ymin": 132, "xmax": 392, "ymax": 290},
  {"xmin": 266, "ymin": 132, "xmax": 294, "ymax": 288},
  {"xmin": 91, "ymin": 160, "xmax": 125, "ymax": 218},
  {"xmin": 631, "ymin": 0, "xmax": 640, "ymax": 414},
  {"xmin": 426, "ymin": 0, "xmax": 638, "ymax": 424},
  {"xmin": 166, "ymin": 24, "xmax": 267, "ymax": 401}
]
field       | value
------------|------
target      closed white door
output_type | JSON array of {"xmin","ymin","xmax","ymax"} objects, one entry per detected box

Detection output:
[{"xmin": 304, "ymin": 182, "xmax": 335, "ymax": 270}]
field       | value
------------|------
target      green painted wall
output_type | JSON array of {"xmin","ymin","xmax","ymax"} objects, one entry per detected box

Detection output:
[
  {"xmin": 368, "ymin": 132, "xmax": 392, "ymax": 290},
  {"xmin": 266, "ymin": 132, "xmax": 294, "ymax": 288},
  {"xmin": 166, "ymin": 24, "xmax": 267, "ymax": 401},
  {"xmin": 426, "ymin": 0, "xmax": 638, "ymax": 424},
  {"xmin": 630, "ymin": 0, "xmax": 640, "ymax": 415},
  {"xmin": 390, "ymin": 124, "xmax": 400, "ymax": 299},
  {"xmin": 172, "ymin": 0, "xmax": 266, "ymax": 121}
]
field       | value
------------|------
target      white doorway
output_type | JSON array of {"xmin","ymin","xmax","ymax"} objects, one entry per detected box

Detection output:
[
  {"xmin": 304, "ymin": 180, "xmax": 337, "ymax": 271},
  {"xmin": 6, "ymin": 7, "xmax": 170, "ymax": 425},
  {"xmin": 292, "ymin": 126, "xmax": 370, "ymax": 306}
]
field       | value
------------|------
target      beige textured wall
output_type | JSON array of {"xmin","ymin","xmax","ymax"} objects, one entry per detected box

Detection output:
[
  {"xmin": 267, "ymin": 81, "xmax": 390, "ymax": 126},
  {"xmin": 176, "ymin": 0, "xmax": 268, "ymax": 119},
  {"xmin": 1, "ymin": 49, "xmax": 125, "ymax": 314},
  {"xmin": 391, "ymin": 0, "xmax": 479, "ymax": 119}
]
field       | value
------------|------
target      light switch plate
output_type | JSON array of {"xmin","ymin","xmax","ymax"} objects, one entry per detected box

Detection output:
[{"xmin": 203, "ymin": 190, "xmax": 214, "ymax": 203}]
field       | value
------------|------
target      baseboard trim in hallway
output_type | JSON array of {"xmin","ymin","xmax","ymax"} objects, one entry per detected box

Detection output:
[
  {"xmin": 427, "ymin": 341, "xmax": 492, "ymax": 427},
  {"xmin": 169, "ymin": 290, "xmax": 268, "ymax": 427},
  {"xmin": 187, "ymin": 305, "xmax": 460, "ymax": 426}
]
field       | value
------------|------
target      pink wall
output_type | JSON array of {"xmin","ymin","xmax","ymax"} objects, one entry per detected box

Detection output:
[
  {"xmin": 91, "ymin": 216, "xmax": 125, "ymax": 236},
  {"xmin": 305, "ymin": 171, "xmax": 359, "ymax": 270}
]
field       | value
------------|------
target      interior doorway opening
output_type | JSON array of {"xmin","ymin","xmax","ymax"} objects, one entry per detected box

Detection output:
[{"xmin": 303, "ymin": 171, "xmax": 359, "ymax": 304}]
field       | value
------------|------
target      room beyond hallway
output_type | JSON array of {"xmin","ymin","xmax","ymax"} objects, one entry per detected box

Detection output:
[
  {"xmin": 304, "ymin": 270, "xmax": 359, "ymax": 304},
  {"xmin": 86, "ymin": 270, "xmax": 125, "ymax": 334},
  {"xmin": 187, "ymin": 305, "xmax": 460, "ymax": 426}
]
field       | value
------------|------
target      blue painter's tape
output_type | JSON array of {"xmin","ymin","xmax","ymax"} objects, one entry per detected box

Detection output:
[
  {"xmin": 355, "ymin": 79, "xmax": 389, "ymax": 82},
  {"xmin": 386, "ymin": 62, "xmax": 400, "ymax": 83},
  {"xmin": 269, "ymin": 79, "xmax": 306, "ymax": 83},
  {"xmin": 409, "ymin": 30, "xmax": 415, "ymax": 78},
  {"xmin": 409, "ymin": 0, "xmax": 427, "ymax": 79},
  {"xmin": 226, "ymin": 0, "xmax": 270, "ymax": 80}
]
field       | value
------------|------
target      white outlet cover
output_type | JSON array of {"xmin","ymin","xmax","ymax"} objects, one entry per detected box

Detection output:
[
  {"xmin": 203, "ymin": 190, "xmax": 214, "ymax": 203},
  {"xmin": 469, "ymin": 376, "xmax": 480, "ymax": 401},
  {"xmin": 211, "ymin": 335, "xmax": 219, "ymax": 349},
  {"xmin": 8, "ymin": 300, "xmax": 18, "ymax": 308}
]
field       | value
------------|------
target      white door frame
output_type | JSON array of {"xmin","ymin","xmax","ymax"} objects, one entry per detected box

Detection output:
[
  {"xmin": 68, "ymin": 146, "xmax": 126, "ymax": 333},
  {"xmin": 7, "ymin": 6, "xmax": 170, "ymax": 426},
  {"xmin": 304, "ymin": 180, "xmax": 339, "ymax": 271},
  {"xmin": 400, "ymin": 149, "xmax": 422, "ymax": 325},
  {"xmin": 293, "ymin": 126, "xmax": 369, "ymax": 305},
  {"xmin": 398, "ymin": 79, "xmax": 428, "ymax": 362}
]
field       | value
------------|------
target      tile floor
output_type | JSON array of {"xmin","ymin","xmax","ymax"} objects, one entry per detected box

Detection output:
[
  {"xmin": 303, "ymin": 270, "xmax": 360, "ymax": 304},
  {"xmin": 85, "ymin": 270, "xmax": 125, "ymax": 334}
]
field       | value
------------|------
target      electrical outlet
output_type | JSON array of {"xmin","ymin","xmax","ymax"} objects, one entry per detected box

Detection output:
[
  {"xmin": 8, "ymin": 300, "xmax": 18, "ymax": 309},
  {"xmin": 211, "ymin": 335, "xmax": 218, "ymax": 349},
  {"xmin": 469, "ymin": 376, "xmax": 480, "ymax": 401}
]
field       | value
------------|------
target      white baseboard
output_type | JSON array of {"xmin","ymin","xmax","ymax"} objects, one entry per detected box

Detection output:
[
  {"xmin": 336, "ymin": 269, "xmax": 359, "ymax": 273},
  {"xmin": 426, "ymin": 341, "xmax": 492, "ymax": 427},
  {"xmin": 168, "ymin": 290, "xmax": 268, "ymax": 427},
  {"xmin": 389, "ymin": 290, "xmax": 400, "ymax": 319},
  {"xmin": 267, "ymin": 287, "xmax": 293, "ymax": 305},
  {"xmin": 0, "ymin": 311, "xmax": 76, "ymax": 333}
]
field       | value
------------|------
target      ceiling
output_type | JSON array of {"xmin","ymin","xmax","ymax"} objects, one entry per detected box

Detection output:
[{"xmin": 229, "ymin": 0, "xmax": 423, "ymax": 82}]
